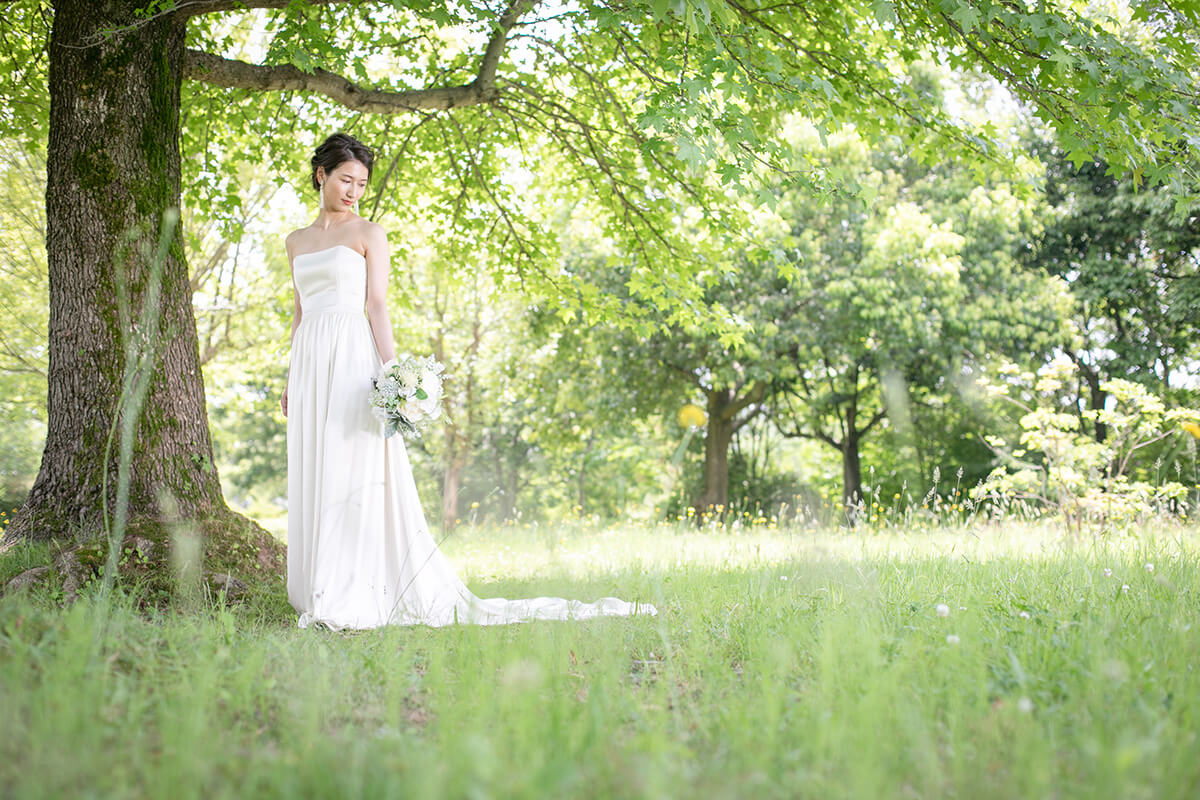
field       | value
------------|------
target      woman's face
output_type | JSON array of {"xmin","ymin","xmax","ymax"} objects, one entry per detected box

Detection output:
[{"xmin": 320, "ymin": 159, "xmax": 369, "ymax": 209}]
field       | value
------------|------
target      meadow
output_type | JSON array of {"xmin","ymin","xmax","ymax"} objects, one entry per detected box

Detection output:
[{"xmin": 1, "ymin": 518, "xmax": 1197, "ymax": 799}]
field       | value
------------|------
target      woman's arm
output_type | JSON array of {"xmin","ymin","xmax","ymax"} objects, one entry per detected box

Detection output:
[
  {"xmin": 282, "ymin": 239, "xmax": 302, "ymax": 417},
  {"xmin": 363, "ymin": 222, "xmax": 397, "ymax": 365},
  {"xmin": 287, "ymin": 254, "xmax": 303, "ymax": 347}
]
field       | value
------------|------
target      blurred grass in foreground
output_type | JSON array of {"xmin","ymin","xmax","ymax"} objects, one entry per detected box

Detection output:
[{"xmin": 1, "ymin": 519, "xmax": 1197, "ymax": 799}]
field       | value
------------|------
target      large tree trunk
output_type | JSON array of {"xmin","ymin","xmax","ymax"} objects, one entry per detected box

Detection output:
[{"xmin": 6, "ymin": 2, "xmax": 232, "ymax": 542}]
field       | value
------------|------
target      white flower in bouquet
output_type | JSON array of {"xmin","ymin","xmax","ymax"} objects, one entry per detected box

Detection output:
[
  {"xmin": 370, "ymin": 354, "xmax": 446, "ymax": 439},
  {"xmin": 397, "ymin": 366, "xmax": 419, "ymax": 392}
]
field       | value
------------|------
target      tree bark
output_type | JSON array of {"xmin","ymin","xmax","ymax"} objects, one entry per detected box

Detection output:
[
  {"xmin": 697, "ymin": 389, "xmax": 737, "ymax": 513},
  {"xmin": 7, "ymin": 1, "xmax": 227, "ymax": 541},
  {"xmin": 841, "ymin": 430, "xmax": 864, "ymax": 516},
  {"xmin": 839, "ymin": 393, "xmax": 866, "ymax": 520}
]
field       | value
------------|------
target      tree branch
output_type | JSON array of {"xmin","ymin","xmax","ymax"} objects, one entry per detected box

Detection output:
[
  {"xmin": 720, "ymin": 380, "xmax": 767, "ymax": 422},
  {"xmin": 177, "ymin": 0, "xmax": 343, "ymax": 16},
  {"xmin": 857, "ymin": 407, "xmax": 887, "ymax": 437},
  {"xmin": 185, "ymin": 0, "xmax": 539, "ymax": 112},
  {"xmin": 186, "ymin": 49, "xmax": 494, "ymax": 111}
]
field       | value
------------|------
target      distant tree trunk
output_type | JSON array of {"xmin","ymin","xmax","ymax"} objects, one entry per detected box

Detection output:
[
  {"xmin": 433, "ymin": 303, "xmax": 481, "ymax": 532},
  {"xmin": 1072, "ymin": 354, "xmax": 1108, "ymax": 443},
  {"xmin": 841, "ymin": 430, "xmax": 864, "ymax": 513},
  {"xmin": 501, "ymin": 469, "xmax": 520, "ymax": 520},
  {"xmin": 577, "ymin": 454, "xmax": 587, "ymax": 514},
  {"xmin": 441, "ymin": 448, "xmax": 466, "ymax": 531},
  {"xmin": 695, "ymin": 382, "xmax": 765, "ymax": 514},
  {"xmin": 487, "ymin": 422, "xmax": 527, "ymax": 521},
  {"xmin": 7, "ymin": 1, "xmax": 230, "ymax": 542},
  {"xmin": 698, "ymin": 393, "xmax": 736, "ymax": 512}
]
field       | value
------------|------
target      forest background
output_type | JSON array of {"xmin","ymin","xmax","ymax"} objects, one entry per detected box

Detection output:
[{"xmin": 0, "ymin": 0, "xmax": 1198, "ymax": 542}]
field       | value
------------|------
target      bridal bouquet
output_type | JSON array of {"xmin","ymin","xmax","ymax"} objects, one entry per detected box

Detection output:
[{"xmin": 370, "ymin": 354, "xmax": 446, "ymax": 439}]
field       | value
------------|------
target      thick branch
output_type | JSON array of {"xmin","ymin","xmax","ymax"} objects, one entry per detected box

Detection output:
[
  {"xmin": 186, "ymin": 49, "xmax": 494, "ymax": 111},
  {"xmin": 184, "ymin": 0, "xmax": 539, "ymax": 112},
  {"xmin": 719, "ymin": 380, "xmax": 767, "ymax": 423},
  {"xmin": 479, "ymin": 0, "xmax": 538, "ymax": 93}
]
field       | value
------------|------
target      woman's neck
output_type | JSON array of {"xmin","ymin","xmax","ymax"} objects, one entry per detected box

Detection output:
[{"xmin": 314, "ymin": 207, "xmax": 355, "ymax": 230}]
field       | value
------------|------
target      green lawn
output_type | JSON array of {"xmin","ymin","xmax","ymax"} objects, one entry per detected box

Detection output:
[{"xmin": 1, "ymin": 520, "xmax": 1197, "ymax": 799}]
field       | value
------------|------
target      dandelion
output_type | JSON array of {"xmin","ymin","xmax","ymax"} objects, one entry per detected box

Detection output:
[
  {"xmin": 1121, "ymin": 584, "xmax": 1129, "ymax": 593},
  {"xmin": 1103, "ymin": 568, "xmax": 1112, "ymax": 577},
  {"xmin": 1144, "ymin": 562, "xmax": 1154, "ymax": 572},
  {"xmin": 946, "ymin": 634, "xmax": 960, "ymax": 645},
  {"xmin": 935, "ymin": 603, "xmax": 950, "ymax": 617},
  {"xmin": 1017, "ymin": 697, "xmax": 1034, "ymax": 713},
  {"xmin": 1018, "ymin": 610, "xmax": 1031, "ymax": 619}
]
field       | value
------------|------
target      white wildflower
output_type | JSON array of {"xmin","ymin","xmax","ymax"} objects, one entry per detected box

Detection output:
[{"xmin": 935, "ymin": 603, "xmax": 950, "ymax": 617}]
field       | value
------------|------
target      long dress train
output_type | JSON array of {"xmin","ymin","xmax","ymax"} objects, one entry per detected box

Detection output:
[{"xmin": 286, "ymin": 244, "xmax": 658, "ymax": 629}]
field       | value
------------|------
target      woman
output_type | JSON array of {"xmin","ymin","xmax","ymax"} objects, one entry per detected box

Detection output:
[{"xmin": 282, "ymin": 132, "xmax": 657, "ymax": 629}]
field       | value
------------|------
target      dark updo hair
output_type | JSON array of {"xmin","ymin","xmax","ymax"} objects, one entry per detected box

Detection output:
[{"xmin": 310, "ymin": 132, "xmax": 375, "ymax": 192}]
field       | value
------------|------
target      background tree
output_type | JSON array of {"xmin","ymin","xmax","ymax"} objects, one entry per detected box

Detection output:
[
  {"xmin": 767, "ymin": 116, "xmax": 1072, "ymax": 512},
  {"xmin": 1027, "ymin": 145, "xmax": 1200, "ymax": 442}
]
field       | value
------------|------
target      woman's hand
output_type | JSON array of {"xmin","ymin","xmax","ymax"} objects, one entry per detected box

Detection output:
[{"xmin": 281, "ymin": 386, "xmax": 289, "ymax": 418}]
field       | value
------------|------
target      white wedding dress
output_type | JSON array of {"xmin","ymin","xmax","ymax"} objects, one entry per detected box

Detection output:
[{"xmin": 286, "ymin": 244, "xmax": 657, "ymax": 629}]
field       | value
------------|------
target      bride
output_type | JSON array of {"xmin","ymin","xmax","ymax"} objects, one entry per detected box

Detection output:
[{"xmin": 281, "ymin": 132, "xmax": 657, "ymax": 630}]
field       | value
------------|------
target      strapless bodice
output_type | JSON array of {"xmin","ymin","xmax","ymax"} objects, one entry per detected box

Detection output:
[{"xmin": 293, "ymin": 244, "xmax": 366, "ymax": 315}]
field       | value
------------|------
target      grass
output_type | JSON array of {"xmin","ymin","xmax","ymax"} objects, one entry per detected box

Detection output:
[{"xmin": 1, "ymin": 518, "xmax": 1198, "ymax": 799}]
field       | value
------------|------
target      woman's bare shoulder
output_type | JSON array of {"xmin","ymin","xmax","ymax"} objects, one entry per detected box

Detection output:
[
  {"xmin": 358, "ymin": 219, "xmax": 389, "ymax": 249},
  {"xmin": 283, "ymin": 228, "xmax": 308, "ymax": 256},
  {"xmin": 357, "ymin": 218, "xmax": 386, "ymax": 237}
]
